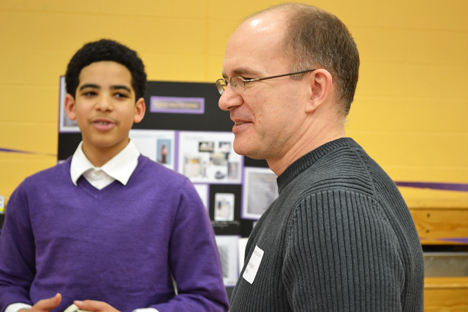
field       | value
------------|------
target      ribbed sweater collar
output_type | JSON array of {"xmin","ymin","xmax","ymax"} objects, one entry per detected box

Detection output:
[{"xmin": 276, "ymin": 137, "xmax": 356, "ymax": 193}]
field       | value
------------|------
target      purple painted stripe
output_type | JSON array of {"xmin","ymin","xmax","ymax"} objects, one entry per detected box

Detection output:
[
  {"xmin": 0, "ymin": 148, "xmax": 31, "ymax": 153},
  {"xmin": 395, "ymin": 181, "xmax": 468, "ymax": 192},
  {"xmin": 0, "ymin": 147, "xmax": 56, "ymax": 157},
  {"xmin": 439, "ymin": 237, "xmax": 468, "ymax": 244},
  {"xmin": 420, "ymin": 237, "xmax": 468, "ymax": 244},
  {"xmin": 0, "ymin": 147, "xmax": 39, "ymax": 154}
]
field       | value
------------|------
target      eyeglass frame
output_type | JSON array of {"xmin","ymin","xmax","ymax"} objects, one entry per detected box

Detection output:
[{"xmin": 216, "ymin": 69, "xmax": 316, "ymax": 95}]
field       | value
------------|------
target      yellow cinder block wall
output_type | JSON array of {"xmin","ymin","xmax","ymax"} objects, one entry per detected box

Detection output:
[{"xmin": 1, "ymin": 0, "xmax": 467, "ymax": 206}]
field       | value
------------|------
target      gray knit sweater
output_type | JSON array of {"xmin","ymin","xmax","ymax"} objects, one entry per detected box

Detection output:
[{"xmin": 230, "ymin": 138, "xmax": 424, "ymax": 311}]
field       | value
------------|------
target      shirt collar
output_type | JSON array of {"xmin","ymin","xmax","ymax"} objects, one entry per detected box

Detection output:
[{"xmin": 70, "ymin": 140, "xmax": 140, "ymax": 186}]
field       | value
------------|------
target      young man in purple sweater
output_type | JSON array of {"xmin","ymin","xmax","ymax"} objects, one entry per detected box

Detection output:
[{"xmin": 0, "ymin": 39, "xmax": 229, "ymax": 312}]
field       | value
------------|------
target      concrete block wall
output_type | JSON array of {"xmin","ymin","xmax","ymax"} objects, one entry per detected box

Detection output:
[{"xmin": 1, "ymin": 0, "xmax": 467, "ymax": 206}]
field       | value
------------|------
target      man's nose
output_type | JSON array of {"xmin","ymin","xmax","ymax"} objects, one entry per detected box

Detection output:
[{"xmin": 218, "ymin": 85, "xmax": 243, "ymax": 111}]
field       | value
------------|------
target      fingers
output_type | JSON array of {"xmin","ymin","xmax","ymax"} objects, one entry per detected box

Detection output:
[
  {"xmin": 31, "ymin": 293, "xmax": 62, "ymax": 312},
  {"xmin": 74, "ymin": 300, "xmax": 119, "ymax": 312}
]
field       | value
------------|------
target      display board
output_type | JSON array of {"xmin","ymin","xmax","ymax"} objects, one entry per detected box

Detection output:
[{"xmin": 58, "ymin": 78, "xmax": 278, "ymax": 287}]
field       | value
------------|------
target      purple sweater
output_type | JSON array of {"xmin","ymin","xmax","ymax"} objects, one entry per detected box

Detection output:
[{"xmin": 0, "ymin": 156, "xmax": 229, "ymax": 312}]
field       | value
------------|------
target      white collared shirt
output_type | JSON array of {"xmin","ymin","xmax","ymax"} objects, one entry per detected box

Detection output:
[{"xmin": 70, "ymin": 140, "xmax": 140, "ymax": 189}]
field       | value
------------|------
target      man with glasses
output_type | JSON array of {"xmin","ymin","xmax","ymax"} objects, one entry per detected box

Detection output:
[{"xmin": 216, "ymin": 3, "xmax": 424, "ymax": 311}]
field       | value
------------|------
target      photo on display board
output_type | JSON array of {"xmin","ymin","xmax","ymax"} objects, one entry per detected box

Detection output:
[
  {"xmin": 178, "ymin": 131, "xmax": 243, "ymax": 184},
  {"xmin": 214, "ymin": 193, "xmax": 235, "ymax": 221},
  {"xmin": 209, "ymin": 184, "xmax": 242, "ymax": 236},
  {"xmin": 193, "ymin": 184, "xmax": 209, "ymax": 211},
  {"xmin": 129, "ymin": 129, "xmax": 176, "ymax": 170},
  {"xmin": 215, "ymin": 235, "xmax": 240, "ymax": 287},
  {"xmin": 199, "ymin": 141, "xmax": 215, "ymax": 152},
  {"xmin": 58, "ymin": 76, "xmax": 80, "ymax": 133},
  {"xmin": 237, "ymin": 237, "xmax": 248, "ymax": 273},
  {"xmin": 242, "ymin": 167, "xmax": 278, "ymax": 219},
  {"xmin": 0, "ymin": 195, "xmax": 4, "ymax": 214},
  {"xmin": 157, "ymin": 139, "xmax": 171, "ymax": 164}
]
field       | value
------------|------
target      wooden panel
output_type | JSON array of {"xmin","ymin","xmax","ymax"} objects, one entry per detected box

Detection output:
[
  {"xmin": 410, "ymin": 209, "xmax": 468, "ymax": 244},
  {"xmin": 425, "ymin": 277, "xmax": 468, "ymax": 311}
]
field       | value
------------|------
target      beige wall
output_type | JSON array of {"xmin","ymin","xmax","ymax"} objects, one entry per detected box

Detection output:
[{"xmin": 1, "ymin": 0, "xmax": 467, "ymax": 206}]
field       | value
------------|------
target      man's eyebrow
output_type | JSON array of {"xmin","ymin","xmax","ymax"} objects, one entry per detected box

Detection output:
[{"xmin": 223, "ymin": 68, "xmax": 262, "ymax": 78}]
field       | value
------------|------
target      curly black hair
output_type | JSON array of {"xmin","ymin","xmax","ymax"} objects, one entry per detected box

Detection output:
[{"xmin": 65, "ymin": 39, "xmax": 147, "ymax": 101}]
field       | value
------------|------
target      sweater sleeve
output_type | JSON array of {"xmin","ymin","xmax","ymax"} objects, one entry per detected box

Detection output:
[
  {"xmin": 283, "ymin": 190, "xmax": 405, "ymax": 311},
  {"xmin": 150, "ymin": 178, "xmax": 229, "ymax": 312},
  {"xmin": 0, "ymin": 183, "xmax": 36, "ymax": 312}
]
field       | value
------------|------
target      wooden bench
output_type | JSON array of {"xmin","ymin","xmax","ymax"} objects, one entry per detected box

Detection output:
[
  {"xmin": 424, "ymin": 277, "xmax": 468, "ymax": 311},
  {"xmin": 410, "ymin": 205, "xmax": 468, "ymax": 245},
  {"xmin": 409, "ymin": 203, "xmax": 468, "ymax": 310}
]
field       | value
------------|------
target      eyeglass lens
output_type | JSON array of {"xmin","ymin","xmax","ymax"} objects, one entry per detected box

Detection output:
[
  {"xmin": 216, "ymin": 77, "xmax": 244, "ymax": 95},
  {"xmin": 216, "ymin": 79, "xmax": 226, "ymax": 94}
]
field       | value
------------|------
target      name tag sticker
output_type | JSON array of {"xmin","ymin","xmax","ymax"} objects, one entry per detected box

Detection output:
[{"xmin": 242, "ymin": 245, "xmax": 264, "ymax": 284}]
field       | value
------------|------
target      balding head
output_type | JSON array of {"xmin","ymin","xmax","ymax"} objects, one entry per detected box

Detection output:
[{"xmin": 240, "ymin": 3, "xmax": 360, "ymax": 117}]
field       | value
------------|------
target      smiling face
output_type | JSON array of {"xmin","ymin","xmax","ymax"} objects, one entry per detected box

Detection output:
[
  {"xmin": 64, "ymin": 61, "xmax": 145, "ymax": 166},
  {"xmin": 218, "ymin": 11, "xmax": 311, "ymax": 164}
]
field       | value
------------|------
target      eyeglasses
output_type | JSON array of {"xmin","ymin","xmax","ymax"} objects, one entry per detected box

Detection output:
[{"xmin": 215, "ymin": 69, "xmax": 316, "ymax": 95}]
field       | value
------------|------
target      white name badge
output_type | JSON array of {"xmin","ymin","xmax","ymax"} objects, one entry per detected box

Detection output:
[{"xmin": 242, "ymin": 245, "xmax": 264, "ymax": 284}]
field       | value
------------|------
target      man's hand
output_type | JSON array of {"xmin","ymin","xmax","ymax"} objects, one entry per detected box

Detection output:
[
  {"xmin": 26, "ymin": 293, "xmax": 62, "ymax": 312},
  {"xmin": 73, "ymin": 300, "xmax": 120, "ymax": 312}
]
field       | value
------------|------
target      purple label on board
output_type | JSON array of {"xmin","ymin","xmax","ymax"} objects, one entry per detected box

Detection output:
[{"xmin": 150, "ymin": 96, "xmax": 205, "ymax": 114}]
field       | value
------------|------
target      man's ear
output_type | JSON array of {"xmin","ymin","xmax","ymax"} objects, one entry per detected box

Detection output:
[
  {"xmin": 133, "ymin": 98, "xmax": 146, "ymax": 123},
  {"xmin": 64, "ymin": 94, "xmax": 77, "ymax": 120},
  {"xmin": 305, "ymin": 69, "xmax": 333, "ymax": 113}
]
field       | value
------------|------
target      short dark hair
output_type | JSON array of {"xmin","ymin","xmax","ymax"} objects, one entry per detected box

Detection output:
[
  {"xmin": 251, "ymin": 3, "xmax": 360, "ymax": 116},
  {"xmin": 65, "ymin": 39, "xmax": 147, "ymax": 101}
]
